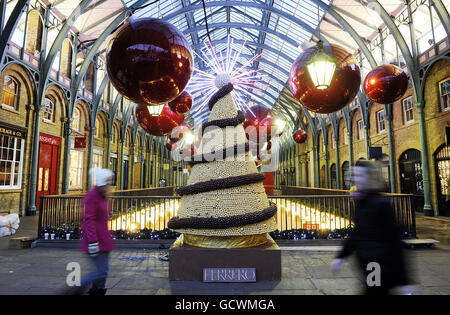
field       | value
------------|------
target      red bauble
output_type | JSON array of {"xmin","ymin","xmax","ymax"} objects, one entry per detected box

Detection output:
[
  {"xmin": 168, "ymin": 90, "xmax": 192, "ymax": 114},
  {"xmin": 363, "ymin": 64, "xmax": 408, "ymax": 104},
  {"xmin": 166, "ymin": 140, "xmax": 177, "ymax": 151},
  {"xmin": 244, "ymin": 105, "xmax": 272, "ymax": 142},
  {"xmin": 106, "ymin": 18, "xmax": 193, "ymax": 106},
  {"xmin": 158, "ymin": 104, "xmax": 185, "ymax": 135},
  {"xmin": 293, "ymin": 129, "xmax": 307, "ymax": 144},
  {"xmin": 289, "ymin": 43, "xmax": 361, "ymax": 113},
  {"xmin": 135, "ymin": 104, "xmax": 184, "ymax": 137}
]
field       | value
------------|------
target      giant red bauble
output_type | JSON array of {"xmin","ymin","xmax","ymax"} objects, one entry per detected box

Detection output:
[
  {"xmin": 168, "ymin": 90, "xmax": 192, "ymax": 114},
  {"xmin": 135, "ymin": 104, "xmax": 184, "ymax": 137},
  {"xmin": 243, "ymin": 105, "xmax": 272, "ymax": 142},
  {"xmin": 106, "ymin": 18, "xmax": 194, "ymax": 106},
  {"xmin": 289, "ymin": 43, "xmax": 361, "ymax": 113},
  {"xmin": 158, "ymin": 104, "xmax": 185, "ymax": 135},
  {"xmin": 293, "ymin": 129, "xmax": 307, "ymax": 144},
  {"xmin": 363, "ymin": 64, "xmax": 408, "ymax": 104}
]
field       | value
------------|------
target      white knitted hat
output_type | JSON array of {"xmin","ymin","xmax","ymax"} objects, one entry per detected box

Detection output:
[{"xmin": 90, "ymin": 168, "xmax": 114, "ymax": 187}]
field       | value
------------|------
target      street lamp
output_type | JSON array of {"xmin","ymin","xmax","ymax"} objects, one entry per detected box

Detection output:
[{"xmin": 307, "ymin": 40, "xmax": 336, "ymax": 90}]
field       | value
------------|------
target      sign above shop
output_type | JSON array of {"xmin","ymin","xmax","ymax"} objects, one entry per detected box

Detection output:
[
  {"xmin": 0, "ymin": 125, "xmax": 26, "ymax": 139},
  {"xmin": 74, "ymin": 137, "xmax": 86, "ymax": 149},
  {"xmin": 39, "ymin": 132, "xmax": 61, "ymax": 145}
]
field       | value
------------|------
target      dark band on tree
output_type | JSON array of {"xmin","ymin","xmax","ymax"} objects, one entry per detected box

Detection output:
[
  {"xmin": 201, "ymin": 111, "xmax": 245, "ymax": 134},
  {"xmin": 167, "ymin": 202, "xmax": 277, "ymax": 229},
  {"xmin": 208, "ymin": 83, "xmax": 234, "ymax": 110},
  {"xmin": 188, "ymin": 142, "xmax": 250, "ymax": 166},
  {"xmin": 176, "ymin": 173, "xmax": 265, "ymax": 196}
]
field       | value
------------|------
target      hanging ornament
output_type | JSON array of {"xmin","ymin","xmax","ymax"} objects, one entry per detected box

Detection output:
[
  {"xmin": 158, "ymin": 104, "xmax": 185, "ymax": 135},
  {"xmin": 289, "ymin": 43, "xmax": 360, "ymax": 114},
  {"xmin": 106, "ymin": 18, "xmax": 194, "ymax": 106},
  {"xmin": 363, "ymin": 64, "xmax": 408, "ymax": 104},
  {"xmin": 135, "ymin": 104, "xmax": 185, "ymax": 137},
  {"xmin": 293, "ymin": 129, "xmax": 307, "ymax": 144},
  {"xmin": 168, "ymin": 90, "xmax": 193, "ymax": 114},
  {"xmin": 243, "ymin": 105, "xmax": 272, "ymax": 142}
]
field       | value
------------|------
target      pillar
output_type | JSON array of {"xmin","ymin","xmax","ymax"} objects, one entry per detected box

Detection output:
[
  {"xmin": 385, "ymin": 104, "xmax": 397, "ymax": 193},
  {"xmin": 417, "ymin": 104, "xmax": 433, "ymax": 216}
]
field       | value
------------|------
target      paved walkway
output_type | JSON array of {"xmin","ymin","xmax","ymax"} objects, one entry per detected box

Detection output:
[
  {"xmin": 1, "ymin": 245, "xmax": 450, "ymax": 295},
  {"xmin": 0, "ymin": 213, "xmax": 449, "ymax": 295}
]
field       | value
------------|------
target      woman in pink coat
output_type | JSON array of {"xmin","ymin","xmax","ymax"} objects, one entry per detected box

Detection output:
[{"xmin": 76, "ymin": 168, "xmax": 115, "ymax": 295}]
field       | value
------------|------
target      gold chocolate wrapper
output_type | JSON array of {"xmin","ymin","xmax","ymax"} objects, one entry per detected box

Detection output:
[{"xmin": 180, "ymin": 233, "xmax": 270, "ymax": 248}]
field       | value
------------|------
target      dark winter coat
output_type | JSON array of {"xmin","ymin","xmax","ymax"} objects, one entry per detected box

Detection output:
[{"xmin": 337, "ymin": 192, "xmax": 410, "ymax": 287}]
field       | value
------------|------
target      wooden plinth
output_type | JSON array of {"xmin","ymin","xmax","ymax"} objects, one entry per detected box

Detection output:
[{"xmin": 169, "ymin": 236, "xmax": 281, "ymax": 281}]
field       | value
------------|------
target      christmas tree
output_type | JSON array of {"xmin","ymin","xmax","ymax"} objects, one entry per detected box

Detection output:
[{"xmin": 168, "ymin": 73, "xmax": 278, "ymax": 248}]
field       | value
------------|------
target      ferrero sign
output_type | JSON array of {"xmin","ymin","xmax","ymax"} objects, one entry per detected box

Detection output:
[
  {"xmin": 0, "ymin": 126, "xmax": 26, "ymax": 139},
  {"xmin": 203, "ymin": 268, "xmax": 256, "ymax": 282}
]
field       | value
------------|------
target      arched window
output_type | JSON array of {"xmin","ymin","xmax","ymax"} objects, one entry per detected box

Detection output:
[
  {"xmin": 125, "ymin": 130, "xmax": 131, "ymax": 147},
  {"xmin": 1, "ymin": 76, "xmax": 19, "ymax": 110},
  {"xmin": 72, "ymin": 107, "xmax": 81, "ymax": 131},
  {"xmin": 94, "ymin": 116, "xmax": 101, "ymax": 138},
  {"xmin": 342, "ymin": 161, "xmax": 351, "ymax": 190},
  {"xmin": 330, "ymin": 163, "xmax": 337, "ymax": 189},
  {"xmin": 43, "ymin": 97, "xmax": 55, "ymax": 122}
]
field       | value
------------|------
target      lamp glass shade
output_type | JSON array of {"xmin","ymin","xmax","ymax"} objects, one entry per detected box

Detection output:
[
  {"xmin": 148, "ymin": 104, "xmax": 164, "ymax": 116},
  {"xmin": 307, "ymin": 51, "xmax": 336, "ymax": 90}
]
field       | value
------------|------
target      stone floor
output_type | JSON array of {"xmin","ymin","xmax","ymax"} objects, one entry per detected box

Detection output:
[
  {"xmin": 0, "ymin": 245, "xmax": 450, "ymax": 295},
  {"xmin": 0, "ymin": 213, "xmax": 449, "ymax": 295}
]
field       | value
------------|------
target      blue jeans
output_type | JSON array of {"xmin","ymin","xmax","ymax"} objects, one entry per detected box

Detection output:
[{"xmin": 81, "ymin": 252, "xmax": 110, "ymax": 290}]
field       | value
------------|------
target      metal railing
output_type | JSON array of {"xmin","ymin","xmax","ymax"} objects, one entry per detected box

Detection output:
[{"xmin": 37, "ymin": 193, "xmax": 416, "ymax": 240}]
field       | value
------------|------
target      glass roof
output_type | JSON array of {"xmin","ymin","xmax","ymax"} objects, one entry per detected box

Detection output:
[{"xmin": 8, "ymin": 0, "xmax": 448, "ymax": 131}]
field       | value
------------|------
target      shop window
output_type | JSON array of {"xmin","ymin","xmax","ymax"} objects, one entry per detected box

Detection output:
[
  {"xmin": 376, "ymin": 110, "xmax": 385, "ymax": 133},
  {"xmin": 1, "ymin": 76, "xmax": 19, "ymax": 110},
  {"xmin": 43, "ymin": 97, "xmax": 55, "ymax": 123},
  {"xmin": 69, "ymin": 150, "xmax": 84, "ymax": 188},
  {"xmin": 92, "ymin": 153, "xmax": 103, "ymax": 169},
  {"xmin": 0, "ymin": 135, "xmax": 24, "ymax": 189},
  {"xmin": 402, "ymin": 96, "xmax": 414, "ymax": 123},
  {"xmin": 439, "ymin": 77, "xmax": 450, "ymax": 112},
  {"xmin": 72, "ymin": 108, "xmax": 81, "ymax": 131}
]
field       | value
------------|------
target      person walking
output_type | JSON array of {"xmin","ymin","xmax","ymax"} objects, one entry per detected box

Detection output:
[
  {"xmin": 66, "ymin": 168, "xmax": 115, "ymax": 295},
  {"xmin": 331, "ymin": 161, "xmax": 412, "ymax": 295}
]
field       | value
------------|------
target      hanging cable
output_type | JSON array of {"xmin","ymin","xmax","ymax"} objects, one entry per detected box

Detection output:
[
  {"xmin": 131, "ymin": 0, "xmax": 160, "ymax": 14},
  {"xmin": 201, "ymin": 0, "xmax": 213, "ymax": 44}
]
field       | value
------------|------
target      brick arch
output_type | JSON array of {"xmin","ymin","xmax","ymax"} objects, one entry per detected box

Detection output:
[
  {"xmin": 95, "ymin": 110, "xmax": 108, "ymax": 139},
  {"xmin": 44, "ymin": 84, "xmax": 67, "ymax": 120},
  {"xmin": 338, "ymin": 117, "xmax": 346, "ymax": 146},
  {"xmin": 351, "ymin": 108, "xmax": 363, "ymax": 142},
  {"xmin": 1, "ymin": 63, "xmax": 35, "ymax": 105},
  {"xmin": 125, "ymin": 126, "xmax": 132, "ymax": 148},
  {"xmin": 25, "ymin": 9, "xmax": 45, "ymax": 55},
  {"xmin": 73, "ymin": 101, "xmax": 90, "ymax": 135}
]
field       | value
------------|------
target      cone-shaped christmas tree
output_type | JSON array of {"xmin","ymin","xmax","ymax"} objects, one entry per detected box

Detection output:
[{"xmin": 168, "ymin": 74, "xmax": 278, "ymax": 248}]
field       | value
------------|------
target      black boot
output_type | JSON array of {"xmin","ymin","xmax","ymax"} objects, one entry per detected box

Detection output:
[{"xmin": 88, "ymin": 288, "xmax": 107, "ymax": 295}]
